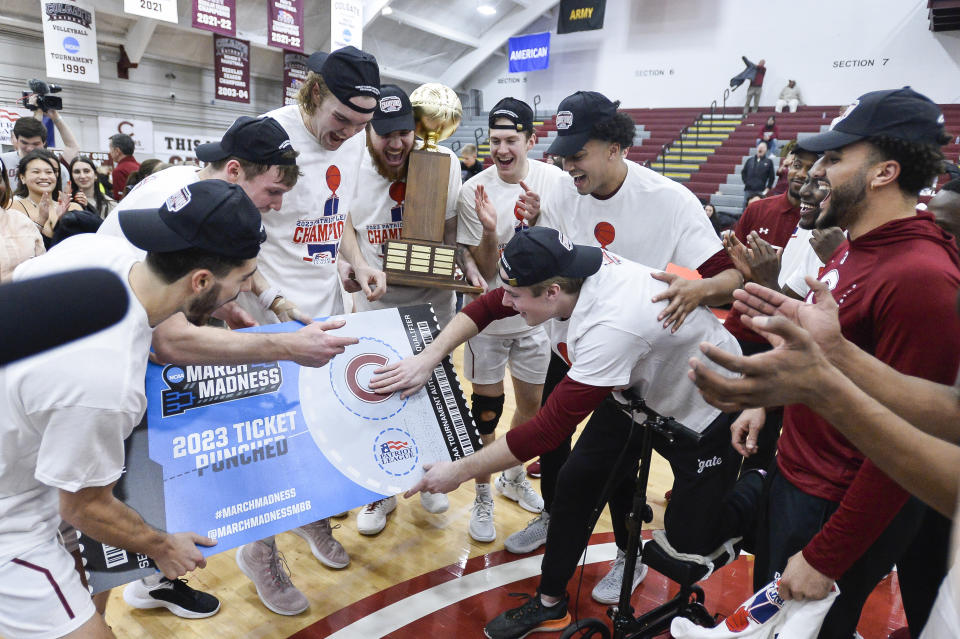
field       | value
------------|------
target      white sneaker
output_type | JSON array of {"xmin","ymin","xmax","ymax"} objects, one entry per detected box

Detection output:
[
  {"xmin": 419, "ymin": 491, "xmax": 449, "ymax": 514},
  {"xmin": 469, "ymin": 492, "xmax": 496, "ymax": 542},
  {"xmin": 495, "ymin": 473, "xmax": 544, "ymax": 513},
  {"xmin": 591, "ymin": 548, "xmax": 648, "ymax": 605},
  {"xmin": 356, "ymin": 496, "xmax": 397, "ymax": 535},
  {"xmin": 504, "ymin": 512, "xmax": 550, "ymax": 554}
]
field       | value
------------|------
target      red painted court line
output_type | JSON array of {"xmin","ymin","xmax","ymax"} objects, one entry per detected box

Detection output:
[{"xmin": 292, "ymin": 530, "xmax": 906, "ymax": 638}]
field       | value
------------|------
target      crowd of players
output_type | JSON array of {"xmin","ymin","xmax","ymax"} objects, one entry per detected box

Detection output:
[{"xmin": 0, "ymin": 42, "xmax": 958, "ymax": 639}]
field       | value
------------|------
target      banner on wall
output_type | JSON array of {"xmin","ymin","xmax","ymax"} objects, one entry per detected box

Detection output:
[
  {"xmin": 123, "ymin": 0, "xmax": 178, "ymax": 24},
  {"xmin": 77, "ymin": 306, "xmax": 481, "ymax": 593},
  {"xmin": 268, "ymin": 0, "xmax": 304, "ymax": 52},
  {"xmin": 331, "ymin": 0, "xmax": 363, "ymax": 51},
  {"xmin": 508, "ymin": 32, "xmax": 550, "ymax": 73},
  {"xmin": 40, "ymin": 0, "xmax": 101, "ymax": 84},
  {"xmin": 0, "ymin": 108, "xmax": 31, "ymax": 146},
  {"xmin": 154, "ymin": 130, "xmax": 219, "ymax": 163},
  {"xmin": 214, "ymin": 34, "xmax": 251, "ymax": 103},
  {"xmin": 192, "ymin": 0, "xmax": 236, "ymax": 36},
  {"xmin": 98, "ymin": 116, "xmax": 154, "ymax": 154},
  {"xmin": 557, "ymin": 0, "xmax": 606, "ymax": 34},
  {"xmin": 283, "ymin": 51, "xmax": 309, "ymax": 106}
]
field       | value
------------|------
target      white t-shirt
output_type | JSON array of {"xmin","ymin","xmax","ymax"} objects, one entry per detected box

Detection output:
[
  {"xmin": 540, "ymin": 160, "xmax": 721, "ymax": 272},
  {"xmin": 351, "ymin": 144, "xmax": 460, "ymax": 328},
  {"xmin": 778, "ymin": 227, "xmax": 823, "ymax": 297},
  {"xmin": 543, "ymin": 252, "xmax": 741, "ymax": 433},
  {"xmin": 97, "ymin": 165, "xmax": 202, "ymax": 260},
  {"xmin": 238, "ymin": 104, "xmax": 365, "ymax": 323},
  {"xmin": 0, "ymin": 234, "xmax": 151, "ymax": 559},
  {"xmin": 458, "ymin": 159, "xmax": 565, "ymax": 335}
]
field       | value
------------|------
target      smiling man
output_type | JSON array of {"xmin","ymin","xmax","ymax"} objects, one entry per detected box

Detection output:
[
  {"xmin": 369, "ymin": 226, "xmax": 746, "ymax": 639},
  {"xmin": 0, "ymin": 180, "xmax": 265, "ymax": 639},
  {"xmin": 455, "ymin": 97, "xmax": 565, "ymax": 544}
]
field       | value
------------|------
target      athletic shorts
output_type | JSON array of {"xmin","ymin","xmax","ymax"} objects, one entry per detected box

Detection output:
[
  {"xmin": 463, "ymin": 328, "xmax": 550, "ymax": 385},
  {"xmin": 0, "ymin": 536, "xmax": 96, "ymax": 639}
]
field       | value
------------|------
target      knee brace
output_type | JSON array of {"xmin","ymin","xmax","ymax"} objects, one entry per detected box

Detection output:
[{"xmin": 471, "ymin": 393, "xmax": 505, "ymax": 435}]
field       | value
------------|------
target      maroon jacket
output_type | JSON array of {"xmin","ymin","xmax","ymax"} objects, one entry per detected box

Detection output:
[
  {"xmin": 112, "ymin": 155, "xmax": 139, "ymax": 200},
  {"xmin": 779, "ymin": 213, "xmax": 960, "ymax": 578}
]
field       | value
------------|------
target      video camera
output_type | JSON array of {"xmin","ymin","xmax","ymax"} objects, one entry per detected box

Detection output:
[{"xmin": 20, "ymin": 79, "xmax": 63, "ymax": 112}]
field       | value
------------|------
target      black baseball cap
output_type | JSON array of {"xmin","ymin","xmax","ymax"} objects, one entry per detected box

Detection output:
[
  {"xmin": 798, "ymin": 87, "xmax": 946, "ymax": 153},
  {"xmin": 119, "ymin": 180, "xmax": 266, "ymax": 259},
  {"xmin": 372, "ymin": 84, "xmax": 414, "ymax": 135},
  {"xmin": 546, "ymin": 91, "xmax": 619, "ymax": 157},
  {"xmin": 499, "ymin": 226, "xmax": 602, "ymax": 287},
  {"xmin": 489, "ymin": 97, "xmax": 534, "ymax": 133},
  {"xmin": 195, "ymin": 116, "xmax": 297, "ymax": 165},
  {"xmin": 308, "ymin": 46, "xmax": 380, "ymax": 114}
]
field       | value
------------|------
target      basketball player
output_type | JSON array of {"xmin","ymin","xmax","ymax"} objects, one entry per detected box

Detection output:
[{"xmin": 455, "ymin": 97, "xmax": 565, "ymax": 543}]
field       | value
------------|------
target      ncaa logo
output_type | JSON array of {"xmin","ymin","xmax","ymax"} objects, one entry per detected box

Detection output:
[
  {"xmin": 62, "ymin": 37, "xmax": 80, "ymax": 54},
  {"xmin": 373, "ymin": 428, "xmax": 419, "ymax": 477},
  {"xmin": 556, "ymin": 110, "xmax": 574, "ymax": 130},
  {"xmin": 165, "ymin": 188, "xmax": 191, "ymax": 212},
  {"xmin": 380, "ymin": 96, "xmax": 402, "ymax": 113},
  {"xmin": 164, "ymin": 366, "xmax": 185, "ymax": 384}
]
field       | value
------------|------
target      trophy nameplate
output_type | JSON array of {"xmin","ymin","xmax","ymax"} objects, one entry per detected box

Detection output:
[{"xmin": 383, "ymin": 83, "xmax": 483, "ymax": 295}]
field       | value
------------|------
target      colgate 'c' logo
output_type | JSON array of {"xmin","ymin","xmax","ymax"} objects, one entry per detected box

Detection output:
[{"xmin": 345, "ymin": 353, "xmax": 392, "ymax": 403}]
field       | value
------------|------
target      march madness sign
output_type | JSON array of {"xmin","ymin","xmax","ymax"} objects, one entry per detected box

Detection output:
[{"xmin": 79, "ymin": 306, "xmax": 481, "ymax": 592}]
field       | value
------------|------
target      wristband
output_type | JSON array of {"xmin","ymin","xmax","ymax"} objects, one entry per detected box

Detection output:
[{"xmin": 258, "ymin": 287, "xmax": 282, "ymax": 310}]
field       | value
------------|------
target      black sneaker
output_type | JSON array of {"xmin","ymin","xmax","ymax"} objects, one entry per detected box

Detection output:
[
  {"xmin": 484, "ymin": 591, "xmax": 571, "ymax": 639},
  {"xmin": 123, "ymin": 577, "xmax": 221, "ymax": 619}
]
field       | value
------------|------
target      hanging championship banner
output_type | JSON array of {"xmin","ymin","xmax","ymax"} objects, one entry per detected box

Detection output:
[
  {"xmin": 192, "ymin": 0, "xmax": 236, "ymax": 36},
  {"xmin": 268, "ymin": 0, "xmax": 304, "ymax": 52},
  {"xmin": 123, "ymin": 0, "xmax": 178, "ymax": 24},
  {"xmin": 331, "ymin": 0, "xmax": 363, "ymax": 51},
  {"xmin": 77, "ymin": 306, "xmax": 482, "ymax": 593},
  {"xmin": 40, "ymin": 0, "xmax": 101, "ymax": 84},
  {"xmin": 214, "ymin": 34, "xmax": 251, "ymax": 103},
  {"xmin": 557, "ymin": 0, "xmax": 606, "ymax": 34},
  {"xmin": 97, "ymin": 116, "xmax": 155, "ymax": 154},
  {"xmin": 508, "ymin": 32, "xmax": 550, "ymax": 73},
  {"xmin": 282, "ymin": 51, "xmax": 308, "ymax": 106}
]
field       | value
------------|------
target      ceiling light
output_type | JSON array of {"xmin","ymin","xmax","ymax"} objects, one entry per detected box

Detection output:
[
  {"xmin": 381, "ymin": 6, "xmax": 393, "ymax": 15},
  {"xmin": 477, "ymin": 3, "xmax": 496, "ymax": 15}
]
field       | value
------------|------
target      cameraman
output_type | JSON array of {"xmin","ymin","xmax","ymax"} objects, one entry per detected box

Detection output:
[{"xmin": 1, "ymin": 93, "xmax": 80, "ymax": 191}]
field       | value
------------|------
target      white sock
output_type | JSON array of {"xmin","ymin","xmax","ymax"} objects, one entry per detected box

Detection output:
[
  {"xmin": 476, "ymin": 482, "xmax": 491, "ymax": 498},
  {"xmin": 540, "ymin": 595, "xmax": 560, "ymax": 607},
  {"xmin": 503, "ymin": 465, "xmax": 523, "ymax": 481},
  {"xmin": 141, "ymin": 573, "xmax": 163, "ymax": 587}
]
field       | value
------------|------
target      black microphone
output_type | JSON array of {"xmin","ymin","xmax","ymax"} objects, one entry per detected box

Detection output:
[{"xmin": 0, "ymin": 269, "xmax": 130, "ymax": 367}]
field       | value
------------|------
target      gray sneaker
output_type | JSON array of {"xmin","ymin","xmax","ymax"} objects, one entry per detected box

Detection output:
[
  {"xmin": 236, "ymin": 541, "xmax": 308, "ymax": 615},
  {"xmin": 292, "ymin": 519, "xmax": 350, "ymax": 569},
  {"xmin": 591, "ymin": 548, "xmax": 648, "ymax": 605},
  {"xmin": 495, "ymin": 473, "xmax": 544, "ymax": 513},
  {"xmin": 504, "ymin": 512, "xmax": 550, "ymax": 554},
  {"xmin": 469, "ymin": 493, "xmax": 496, "ymax": 542}
]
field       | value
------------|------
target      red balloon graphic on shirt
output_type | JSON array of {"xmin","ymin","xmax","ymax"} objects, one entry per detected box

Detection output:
[
  {"xmin": 513, "ymin": 199, "xmax": 528, "ymax": 234},
  {"xmin": 323, "ymin": 165, "xmax": 341, "ymax": 218},
  {"xmin": 594, "ymin": 222, "xmax": 615, "ymax": 248}
]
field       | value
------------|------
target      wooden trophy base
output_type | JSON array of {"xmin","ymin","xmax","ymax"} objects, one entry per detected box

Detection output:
[{"xmin": 383, "ymin": 239, "xmax": 483, "ymax": 294}]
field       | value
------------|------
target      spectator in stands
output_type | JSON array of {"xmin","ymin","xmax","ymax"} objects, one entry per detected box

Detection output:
[
  {"xmin": 69, "ymin": 156, "xmax": 115, "ymax": 219},
  {"xmin": 732, "ymin": 56, "xmax": 765, "ymax": 115},
  {"xmin": 122, "ymin": 159, "xmax": 170, "ymax": 197},
  {"xmin": 9, "ymin": 149, "xmax": 83, "ymax": 248},
  {"xmin": 776, "ymin": 79, "xmax": 804, "ymax": 113},
  {"xmin": 108, "ymin": 133, "xmax": 139, "ymax": 200},
  {"xmin": 460, "ymin": 143, "xmax": 484, "ymax": 181},
  {"xmin": 703, "ymin": 202, "xmax": 724, "ymax": 235},
  {"xmin": 757, "ymin": 116, "xmax": 780, "ymax": 155},
  {"xmin": 1, "ymin": 107, "xmax": 79, "ymax": 191},
  {"xmin": 0, "ymin": 167, "xmax": 44, "ymax": 282},
  {"xmin": 741, "ymin": 141, "xmax": 776, "ymax": 207}
]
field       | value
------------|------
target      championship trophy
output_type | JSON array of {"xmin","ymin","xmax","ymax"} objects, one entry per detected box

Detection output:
[{"xmin": 382, "ymin": 83, "xmax": 484, "ymax": 294}]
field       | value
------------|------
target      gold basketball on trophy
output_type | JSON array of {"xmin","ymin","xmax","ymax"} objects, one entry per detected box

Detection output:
[{"xmin": 410, "ymin": 83, "xmax": 463, "ymax": 150}]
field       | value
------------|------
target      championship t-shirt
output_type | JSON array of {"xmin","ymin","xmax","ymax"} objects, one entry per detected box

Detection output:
[
  {"xmin": 540, "ymin": 160, "xmax": 721, "ymax": 272},
  {"xmin": 0, "ymin": 234, "xmax": 150, "ymax": 559},
  {"xmin": 778, "ymin": 227, "xmax": 825, "ymax": 297},
  {"xmin": 543, "ymin": 251, "xmax": 741, "ymax": 433},
  {"xmin": 242, "ymin": 104, "xmax": 366, "ymax": 323},
  {"xmin": 457, "ymin": 159, "xmax": 565, "ymax": 335},
  {"xmin": 351, "ymin": 144, "xmax": 460, "ymax": 328},
  {"xmin": 96, "ymin": 165, "xmax": 202, "ymax": 259}
]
